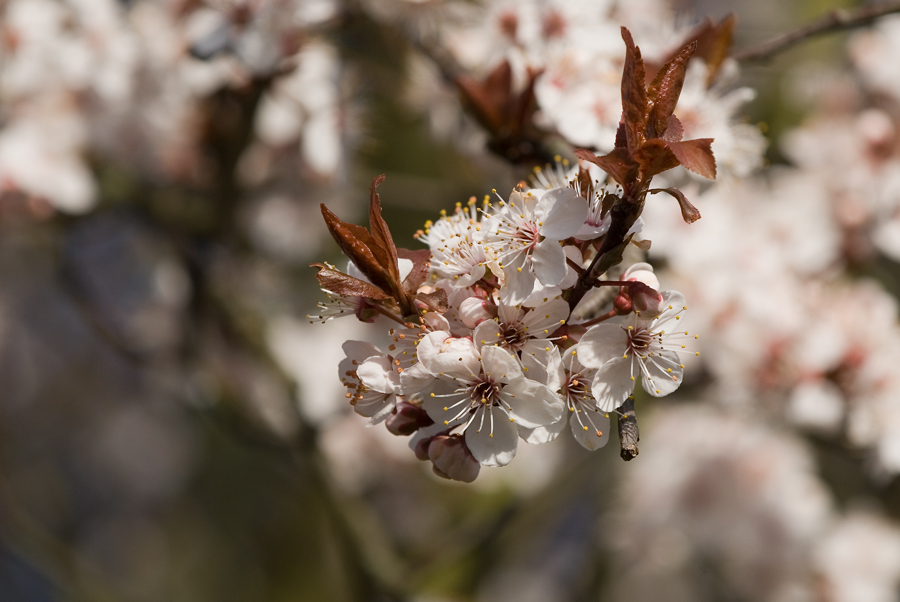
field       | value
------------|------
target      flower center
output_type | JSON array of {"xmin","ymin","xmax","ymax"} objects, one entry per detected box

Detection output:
[
  {"xmin": 502, "ymin": 323, "xmax": 527, "ymax": 348},
  {"xmin": 467, "ymin": 378, "xmax": 501, "ymax": 406},
  {"xmin": 627, "ymin": 327, "xmax": 652, "ymax": 355}
]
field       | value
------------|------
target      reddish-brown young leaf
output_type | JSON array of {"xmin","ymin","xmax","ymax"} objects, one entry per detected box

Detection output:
[
  {"xmin": 320, "ymin": 204, "xmax": 394, "ymax": 293},
  {"xmin": 634, "ymin": 139, "xmax": 680, "ymax": 179},
  {"xmin": 310, "ymin": 263, "xmax": 393, "ymax": 300},
  {"xmin": 577, "ymin": 162, "xmax": 593, "ymax": 200},
  {"xmin": 614, "ymin": 120, "xmax": 628, "ymax": 149},
  {"xmin": 574, "ymin": 148, "xmax": 639, "ymax": 188},
  {"xmin": 620, "ymin": 27, "xmax": 647, "ymax": 152},
  {"xmin": 646, "ymin": 40, "xmax": 697, "ymax": 139},
  {"xmin": 650, "ymin": 188, "xmax": 702, "ymax": 223},
  {"xmin": 662, "ymin": 114, "xmax": 684, "ymax": 143},
  {"xmin": 398, "ymin": 248, "xmax": 432, "ymax": 293},
  {"xmin": 456, "ymin": 61, "xmax": 512, "ymax": 133},
  {"xmin": 367, "ymin": 175, "xmax": 401, "ymax": 286},
  {"xmin": 691, "ymin": 15, "xmax": 736, "ymax": 87},
  {"xmin": 416, "ymin": 289, "xmax": 450, "ymax": 313},
  {"xmin": 667, "ymin": 138, "xmax": 717, "ymax": 180}
]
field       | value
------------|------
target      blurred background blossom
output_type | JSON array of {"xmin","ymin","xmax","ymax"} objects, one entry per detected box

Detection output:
[{"xmin": 3, "ymin": 0, "xmax": 900, "ymax": 601}]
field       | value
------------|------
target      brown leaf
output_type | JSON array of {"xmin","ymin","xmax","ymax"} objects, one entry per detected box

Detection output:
[
  {"xmin": 692, "ymin": 15, "xmax": 736, "ymax": 87},
  {"xmin": 662, "ymin": 114, "xmax": 684, "ymax": 143},
  {"xmin": 310, "ymin": 263, "xmax": 393, "ymax": 300},
  {"xmin": 320, "ymin": 204, "xmax": 394, "ymax": 293},
  {"xmin": 456, "ymin": 61, "xmax": 512, "ymax": 133},
  {"xmin": 667, "ymin": 138, "xmax": 716, "ymax": 180},
  {"xmin": 620, "ymin": 27, "xmax": 647, "ymax": 152},
  {"xmin": 577, "ymin": 162, "xmax": 593, "ymax": 200},
  {"xmin": 634, "ymin": 139, "xmax": 680, "ymax": 179},
  {"xmin": 367, "ymin": 175, "xmax": 401, "ymax": 286},
  {"xmin": 398, "ymin": 248, "xmax": 432, "ymax": 293},
  {"xmin": 416, "ymin": 289, "xmax": 449, "ymax": 313},
  {"xmin": 574, "ymin": 148, "xmax": 639, "ymax": 187},
  {"xmin": 646, "ymin": 40, "xmax": 697, "ymax": 138},
  {"xmin": 650, "ymin": 188, "xmax": 702, "ymax": 223}
]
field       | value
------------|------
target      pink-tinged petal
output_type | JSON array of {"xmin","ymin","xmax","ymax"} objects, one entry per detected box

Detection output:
[
  {"xmin": 472, "ymin": 319, "xmax": 503, "ymax": 352},
  {"xmin": 519, "ymin": 415, "xmax": 567, "ymax": 445},
  {"xmin": 578, "ymin": 323, "xmax": 630, "ymax": 368},
  {"xmin": 466, "ymin": 406, "xmax": 518, "ymax": 467},
  {"xmin": 569, "ymin": 408, "xmax": 610, "ymax": 451},
  {"xmin": 640, "ymin": 350, "xmax": 683, "ymax": 397},
  {"xmin": 647, "ymin": 290, "xmax": 687, "ymax": 329},
  {"xmin": 499, "ymin": 265, "xmax": 536, "ymax": 306},
  {"xmin": 481, "ymin": 346, "xmax": 523, "ymax": 384},
  {"xmin": 591, "ymin": 358, "xmax": 635, "ymax": 412},
  {"xmin": 502, "ymin": 379, "xmax": 565, "ymax": 428},
  {"xmin": 535, "ymin": 187, "xmax": 588, "ymax": 240},
  {"xmin": 532, "ymin": 238, "xmax": 568, "ymax": 285},
  {"xmin": 417, "ymin": 331, "xmax": 479, "ymax": 379},
  {"xmin": 522, "ymin": 297, "xmax": 570, "ymax": 333},
  {"xmin": 357, "ymin": 356, "xmax": 398, "ymax": 394}
]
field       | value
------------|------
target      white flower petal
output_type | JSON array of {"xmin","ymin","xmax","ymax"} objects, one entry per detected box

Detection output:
[
  {"xmin": 417, "ymin": 331, "xmax": 479, "ymax": 379},
  {"xmin": 648, "ymin": 290, "xmax": 687, "ymax": 329},
  {"xmin": 578, "ymin": 323, "xmax": 629, "ymax": 368},
  {"xmin": 519, "ymin": 414, "xmax": 567, "ymax": 445},
  {"xmin": 503, "ymin": 379, "xmax": 565, "ymax": 428},
  {"xmin": 569, "ymin": 407, "xmax": 610, "ymax": 451},
  {"xmin": 481, "ymin": 346, "xmax": 523, "ymax": 384},
  {"xmin": 499, "ymin": 264, "xmax": 536, "ymax": 306},
  {"xmin": 591, "ymin": 357, "xmax": 635, "ymax": 412},
  {"xmin": 522, "ymin": 297, "xmax": 570, "ymax": 333},
  {"xmin": 535, "ymin": 187, "xmax": 588, "ymax": 240},
  {"xmin": 640, "ymin": 349, "xmax": 683, "ymax": 397},
  {"xmin": 472, "ymin": 319, "xmax": 503, "ymax": 352},
  {"xmin": 531, "ymin": 238, "xmax": 567, "ymax": 285},
  {"xmin": 357, "ymin": 356, "xmax": 398, "ymax": 394},
  {"xmin": 466, "ymin": 406, "xmax": 518, "ymax": 467}
]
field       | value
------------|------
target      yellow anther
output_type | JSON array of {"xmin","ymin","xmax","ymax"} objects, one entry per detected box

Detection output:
[{"xmin": 583, "ymin": 426, "xmax": 589, "ymax": 431}]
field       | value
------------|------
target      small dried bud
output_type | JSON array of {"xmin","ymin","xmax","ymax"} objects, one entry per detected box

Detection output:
[
  {"xmin": 428, "ymin": 434, "xmax": 480, "ymax": 483},
  {"xmin": 460, "ymin": 297, "xmax": 493, "ymax": 329}
]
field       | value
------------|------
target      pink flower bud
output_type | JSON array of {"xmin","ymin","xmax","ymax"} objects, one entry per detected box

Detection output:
[
  {"xmin": 427, "ymin": 434, "xmax": 480, "ymax": 483},
  {"xmin": 622, "ymin": 262, "xmax": 660, "ymax": 290},
  {"xmin": 613, "ymin": 293, "xmax": 633, "ymax": 315},
  {"xmin": 459, "ymin": 297, "xmax": 493, "ymax": 329},
  {"xmin": 629, "ymin": 281, "xmax": 665, "ymax": 314},
  {"xmin": 385, "ymin": 402, "xmax": 432, "ymax": 436}
]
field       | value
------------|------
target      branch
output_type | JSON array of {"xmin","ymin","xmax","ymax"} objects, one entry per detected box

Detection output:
[{"xmin": 735, "ymin": 1, "xmax": 900, "ymax": 62}]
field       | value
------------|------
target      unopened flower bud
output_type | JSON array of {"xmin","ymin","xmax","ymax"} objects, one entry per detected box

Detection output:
[
  {"xmin": 629, "ymin": 282, "xmax": 665, "ymax": 314},
  {"xmin": 613, "ymin": 293, "xmax": 633, "ymax": 315},
  {"xmin": 385, "ymin": 402, "xmax": 432, "ymax": 436},
  {"xmin": 460, "ymin": 297, "xmax": 493, "ymax": 329},
  {"xmin": 428, "ymin": 434, "xmax": 480, "ymax": 483},
  {"xmin": 622, "ymin": 262, "xmax": 660, "ymax": 290}
]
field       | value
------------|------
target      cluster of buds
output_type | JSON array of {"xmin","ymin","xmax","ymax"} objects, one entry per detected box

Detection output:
[{"xmin": 309, "ymin": 29, "xmax": 714, "ymax": 482}]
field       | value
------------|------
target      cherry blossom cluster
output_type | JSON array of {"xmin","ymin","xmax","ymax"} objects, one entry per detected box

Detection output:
[{"xmin": 310, "ymin": 28, "xmax": 714, "ymax": 481}]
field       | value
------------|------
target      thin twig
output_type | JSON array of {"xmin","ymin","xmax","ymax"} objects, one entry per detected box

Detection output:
[{"xmin": 735, "ymin": 0, "xmax": 900, "ymax": 62}]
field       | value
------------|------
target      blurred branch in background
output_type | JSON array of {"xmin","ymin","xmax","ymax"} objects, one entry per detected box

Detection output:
[{"xmin": 734, "ymin": 0, "xmax": 900, "ymax": 61}]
